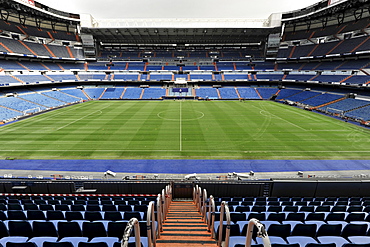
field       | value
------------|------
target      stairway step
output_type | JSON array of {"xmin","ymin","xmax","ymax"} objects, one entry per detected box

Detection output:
[
  {"xmin": 171, "ymin": 204, "xmax": 195, "ymax": 206},
  {"xmin": 161, "ymin": 233, "xmax": 211, "ymax": 236},
  {"xmin": 169, "ymin": 208, "xmax": 197, "ymax": 210},
  {"xmin": 168, "ymin": 206, "xmax": 197, "ymax": 208},
  {"xmin": 157, "ymin": 201, "xmax": 217, "ymax": 247},
  {"xmin": 166, "ymin": 221, "xmax": 204, "ymax": 223},
  {"xmin": 157, "ymin": 240, "xmax": 217, "ymax": 244},
  {"xmin": 170, "ymin": 204, "xmax": 195, "ymax": 206},
  {"xmin": 168, "ymin": 212, "xmax": 199, "ymax": 213},
  {"xmin": 171, "ymin": 204, "xmax": 194, "ymax": 205},
  {"xmin": 163, "ymin": 228, "xmax": 208, "ymax": 232},
  {"xmin": 155, "ymin": 244, "xmax": 217, "ymax": 247},
  {"xmin": 169, "ymin": 210, "xmax": 198, "ymax": 212},
  {"xmin": 169, "ymin": 206, "xmax": 196, "ymax": 208},
  {"xmin": 167, "ymin": 217, "xmax": 202, "ymax": 219},
  {"xmin": 159, "ymin": 237, "xmax": 215, "ymax": 242},
  {"xmin": 164, "ymin": 224, "xmax": 207, "ymax": 227},
  {"xmin": 167, "ymin": 214, "xmax": 200, "ymax": 216}
]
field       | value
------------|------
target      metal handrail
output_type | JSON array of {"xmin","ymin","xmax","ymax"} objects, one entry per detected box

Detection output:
[
  {"xmin": 218, "ymin": 201, "xmax": 231, "ymax": 247},
  {"xmin": 196, "ymin": 185, "xmax": 202, "ymax": 213},
  {"xmin": 121, "ymin": 217, "xmax": 141, "ymax": 247},
  {"xmin": 161, "ymin": 189, "xmax": 165, "ymax": 218},
  {"xmin": 147, "ymin": 201, "xmax": 157, "ymax": 247},
  {"xmin": 202, "ymin": 188, "xmax": 207, "ymax": 221},
  {"xmin": 193, "ymin": 185, "xmax": 207, "ymax": 221},
  {"xmin": 167, "ymin": 184, "xmax": 172, "ymax": 212},
  {"xmin": 245, "ymin": 218, "xmax": 271, "ymax": 247},
  {"xmin": 158, "ymin": 184, "xmax": 172, "ymax": 228},
  {"xmin": 207, "ymin": 195, "xmax": 216, "ymax": 237},
  {"xmin": 163, "ymin": 184, "xmax": 171, "ymax": 219},
  {"xmin": 156, "ymin": 193, "xmax": 163, "ymax": 236},
  {"xmin": 193, "ymin": 185, "xmax": 197, "ymax": 202},
  {"xmin": 193, "ymin": 185, "xmax": 198, "ymax": 210}
]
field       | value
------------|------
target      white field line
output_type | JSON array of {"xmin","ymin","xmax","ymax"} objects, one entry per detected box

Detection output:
[
  {"xmin": 0, "ymin": 103, "xmax": 88, "ymax": 133},
  {"xmin": 179, "ymin": 101, "xmax": 182, "ymax": 151},
  {"xmin": 56, "ymin": 105, "xmax": 110, "ymax": 131},
  {"xmin": 1, "ymin": 150, "xmax": 370, "ymax": 153},
  {"xmin": 252, "ymin": 105, "xmax": 307, "ymax": 131},
  {"xmin": 270, "ymin": 102, "xmax": 358, "ymax": 130}
]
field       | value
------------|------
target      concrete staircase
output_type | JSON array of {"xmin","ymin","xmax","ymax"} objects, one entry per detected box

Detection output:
[{"xmin": 156, "ymin": 201, "xmax": 217, "ymax": 247}]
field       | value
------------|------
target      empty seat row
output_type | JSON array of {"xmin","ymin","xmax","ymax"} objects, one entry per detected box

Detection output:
[
  {"xmin": 0, "ymin": 211, "xmax": 145, "ymax": 221},
  {"xmin": 0, "ymin": 236, "xmax": 146, "ymax": 247},
  {"xmin": 0, "ymin": 196, "xmax": 156, "ymax": 201},
  {"xmin": 0, "ymin": 203, "xmax": 149, "ymax": 211},
  {"xmin": 217, "ymin": 221, "xmax": 370, "ymax": 238},
  {"xmin": 0, "ymin": 198, "xmax": 154, "ymax": 205},
  {"xmin": 216, "ymin": 201, "xmax": 368, "ymax": 206},
  {"xmin": 230, "ymin": 235, "xmax": 370, "ymax": 247},
  {"xmin": 222, "ymin": 205, "xmax": 369, "ymax": 213},
  {"xmin": 212, "ymin": 212, "xmax": 370, "ymax": 223},
  {"xmin": 218, "ymin": 221, "xmax": 370, "ymax": 246},
  {"xmin": 0, "ymin": 220, "xmax": 151, "ymax": 240},
  {"xmin": 213, "ymin": 196, "xmax": 366, "ymax": 202}
]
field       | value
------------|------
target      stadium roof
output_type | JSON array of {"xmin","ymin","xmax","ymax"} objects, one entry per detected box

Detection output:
[
  {"xmin": 82, "ymin": 26, "xmax": 281, "ymax": 45},
  {"xmin": 80, "ymin": 15, "xmax": 282, "ymax": 45},
  {"xmin": 5, "ymin": 0, "xmax": 80, "ymax": 23},
  {"xmin": 281, "ymin": 0, "xmax": 370, "ymax": 23}
]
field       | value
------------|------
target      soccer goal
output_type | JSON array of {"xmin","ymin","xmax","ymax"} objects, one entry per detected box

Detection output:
[
  {"xmin": 23, "ymin": 107, "xmax": 41, "ymax": 116},
  {"xmin": 325, "ymin": 107, "xmax": 344, "ymax": 117}
]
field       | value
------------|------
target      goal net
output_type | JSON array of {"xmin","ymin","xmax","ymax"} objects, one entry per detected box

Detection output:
[
  {"xmin": 23, "ymin": 107, "xmax": 41, "ymax": 116},
  {"xmin": 325, "ymin": 107, "xmax": 344, "ymax": 117}
]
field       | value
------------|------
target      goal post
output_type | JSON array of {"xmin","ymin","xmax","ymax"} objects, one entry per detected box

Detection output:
[
  {"xmin": 325, "ymin": 107, "xmax": 344, "ymax": 117},
  {"xmin": 23, "ymin": 107, "xmax": 41, "ymax": 116}
]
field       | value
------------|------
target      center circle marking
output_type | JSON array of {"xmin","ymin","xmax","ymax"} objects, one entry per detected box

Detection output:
[{"xmin": 157, "ymin": 110, "xmax": 205, "ymax": 121}]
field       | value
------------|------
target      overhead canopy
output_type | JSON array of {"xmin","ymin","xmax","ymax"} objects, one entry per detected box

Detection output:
[
  {"xmin": 82, "ymin": 27, "xmax": 281, "ymax": 45},
  {"xmin": 80, "ymin": 16, "xmax": 282, "ymax": 45}
]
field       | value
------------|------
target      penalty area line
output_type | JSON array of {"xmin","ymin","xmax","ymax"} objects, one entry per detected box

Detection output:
[{"xmin": 56, "ymin": 105, "xmax": 109, "ymax": 130}]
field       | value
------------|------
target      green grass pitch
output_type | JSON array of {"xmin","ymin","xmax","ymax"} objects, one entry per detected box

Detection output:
[{"xmin": 1, "ymin": 100, "xmax": 370, "ymax": 160}]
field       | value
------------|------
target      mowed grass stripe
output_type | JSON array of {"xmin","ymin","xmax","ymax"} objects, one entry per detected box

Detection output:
[{"xmin": 0, "ymin": 100, "xmax": 369, "ymax": 159}]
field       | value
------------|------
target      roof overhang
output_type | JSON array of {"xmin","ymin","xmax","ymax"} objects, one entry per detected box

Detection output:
[{"xmin": 80, "ymin": 17, "xmax": 282, "ymax": 45}]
